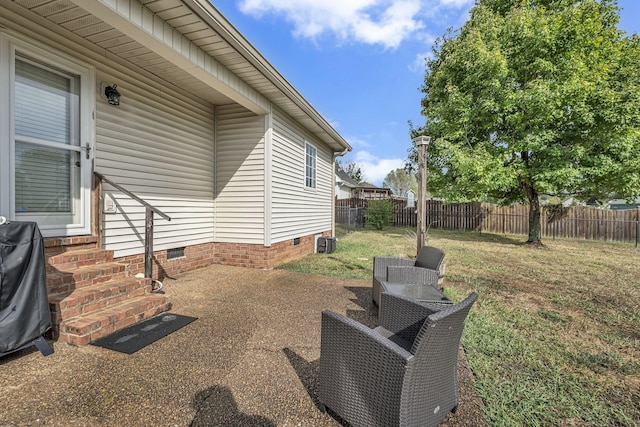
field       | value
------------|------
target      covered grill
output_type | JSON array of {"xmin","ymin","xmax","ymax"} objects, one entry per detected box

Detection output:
[{"xmin": 0, "ymin": 220, "xmax": 53, "ymax": 357}]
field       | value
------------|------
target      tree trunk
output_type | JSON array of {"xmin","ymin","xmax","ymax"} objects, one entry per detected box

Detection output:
[
  {"xmin": 528, "ymin": 199, "xmax": 542, "ymax": 243},
  {"xmin": 523, "ymin": 182, "xmax": 542, "ymax": 243}
]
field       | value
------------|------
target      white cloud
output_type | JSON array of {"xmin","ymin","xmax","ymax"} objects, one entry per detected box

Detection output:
[
  {"xmin": 352, "ymin": 150, "xmax": 405, "ymax": 185},
  {"xmin": 439, "ymin": 0, "xmax": 473, "ymax": 7},
  {"xmin": 346, "ymin": 135, "xmax": 372, "ymax": 149},
  {"xmin": 238, "ymin": 1, "xmax": 474, "ymax": 48},
  {"xmin": 409, "ymin": 51, "xmax": 432, "ymax": 73},
  {"xmin": 239, "ymin": 0, "xmax": 425, "ymax": 49}
]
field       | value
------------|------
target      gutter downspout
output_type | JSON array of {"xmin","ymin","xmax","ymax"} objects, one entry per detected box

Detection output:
[
  {"xmin": 332, "ymin": 147, "xmax": 351, "ymax": 237},
  {"xmin": 264, "ymin": 106, "xmax": 273, "ymax": 248}
]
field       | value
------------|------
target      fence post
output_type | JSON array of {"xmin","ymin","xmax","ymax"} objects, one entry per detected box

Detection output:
[
  {"xmin": 637, "ymin": 208, "xmax": 640, "ymax": 248},
  {"xmin": 636, "ymin": 212, "xmax": 640, "ymax": 248},
  {"xmin": 503, "ymin": 210, "xmax": 506, "ymax": 235}
]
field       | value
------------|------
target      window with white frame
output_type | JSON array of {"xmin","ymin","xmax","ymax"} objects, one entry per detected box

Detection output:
[{"xmin": 305, "ymin": 142, "xmax": 317, "ymax": 189}]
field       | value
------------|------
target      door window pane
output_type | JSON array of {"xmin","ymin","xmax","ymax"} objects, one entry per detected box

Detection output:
[
  {"xmin": 15, "ymin": 59, "xmax": 77, "ymax": 145},
  {"xmin": 15, "ymin": 143, "xmax": 72, "ymax": 213},
  {"xmin": 14, "ymin": 57, "xmax": 79, "ymax": 215}
]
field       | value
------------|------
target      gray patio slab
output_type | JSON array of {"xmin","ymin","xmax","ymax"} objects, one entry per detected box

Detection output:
[{"xmin": 0, "ymin": 264, "xmax": 485, "ymax": 426}]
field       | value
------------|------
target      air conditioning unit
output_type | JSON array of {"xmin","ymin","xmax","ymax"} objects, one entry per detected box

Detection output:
[{"xmin": 317, "ymin": 236, "xmax": 336, "ymax": 254}]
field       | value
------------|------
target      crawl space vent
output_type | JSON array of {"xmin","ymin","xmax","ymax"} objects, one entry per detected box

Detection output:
[{"xmin": 167, "ymin": 247, "xmax": 185, "ymax": 259}]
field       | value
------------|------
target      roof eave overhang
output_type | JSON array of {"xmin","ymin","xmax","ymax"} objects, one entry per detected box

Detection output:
[
  {"xmin": 70, "ymin": 0, "xmax": 270, "ymax": 115},
  {"xmin": 183, "ymin": 0, "xmax": 351, "ymax": 153},
  {"xmin": 68, "ymin": 0, "xmax": 351, "ymax": 154}
]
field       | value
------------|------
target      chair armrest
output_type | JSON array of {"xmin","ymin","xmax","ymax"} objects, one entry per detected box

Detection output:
[
  {"xmin": 319, "ymin": 310, "xmax": 411, "ymax": 418},
  {"xmin": 378, "ymin": 293, "xmax": 441, "ymax": 344},
  {"xmin": 373, "ymin": 256, "xmax": 414, "ymax": 280},
  {"xmin": 386, "ymin": 265, "xmax": 439, "ymax": 286}
]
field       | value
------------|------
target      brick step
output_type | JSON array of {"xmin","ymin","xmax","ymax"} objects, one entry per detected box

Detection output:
[
  {"xmin": 48, "ymin": 277, "xmax": 153, "ymax": 323},
  {"xmin": 58, "ymin": 294, "xmax": 172, "ymax": 346},
  {"xmin": 46, "ymin": 248, "xmax": 115, "ymax": 274},
  {"xmin": 46, "ymin": 262, "xmax": 130, "ymax": 294},
  {"xmin": 44, "ymin": 236, "xmax": 99, "ymax": 256}
]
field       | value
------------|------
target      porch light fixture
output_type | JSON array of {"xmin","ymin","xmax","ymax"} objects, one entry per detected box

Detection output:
[{"xmin": 104, "ymin": 84, "xmax": 121, "ymax": 106}]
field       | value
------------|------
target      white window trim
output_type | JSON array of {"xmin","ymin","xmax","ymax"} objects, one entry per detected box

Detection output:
[
  {"xmin": 305, "ymin": 140, "xmax": 317, "ymax": 190},
  {"xmin": 0, "ymin": 31, "xmax": 95, "ymax": 236}
]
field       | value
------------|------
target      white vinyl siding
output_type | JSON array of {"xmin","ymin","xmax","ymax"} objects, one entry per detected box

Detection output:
[
  {"xmin": 96, "ymin": 70, "xmax": 215, "ymax": 258},
  {"xmin": 336, "ymin": 183, "xmax": 353, "ymax": 200},
  {"xmin": 214, "ymin": 104, "xmax": 266, "ymax": 244},
  {"xmin": 271, "ymin": 108, "xmax": 333, "ymax": 243}
]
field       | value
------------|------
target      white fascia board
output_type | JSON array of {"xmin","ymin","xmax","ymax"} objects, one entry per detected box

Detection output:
[{"xmin": 72, "ymin": 0, "xmax": 269, "ymax": 115}]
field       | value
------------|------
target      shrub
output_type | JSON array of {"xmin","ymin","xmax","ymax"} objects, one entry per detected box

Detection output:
[{"xmin": 365, "ymin": 199, "xmax": 394, "ymax": 230}]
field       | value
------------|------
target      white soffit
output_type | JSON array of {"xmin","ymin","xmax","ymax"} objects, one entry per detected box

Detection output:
[{"xmin": 69, "ymin": 0, "xmax": 270, "ymax": 115}]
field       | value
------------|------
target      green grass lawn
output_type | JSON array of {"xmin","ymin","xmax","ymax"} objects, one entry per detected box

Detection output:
[{"xmin": 277, "ymin": 227, "xmax": 640, "ymax": 426}]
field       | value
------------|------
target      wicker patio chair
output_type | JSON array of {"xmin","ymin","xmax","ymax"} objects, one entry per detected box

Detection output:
[
  {"xmin": 319, "ymin": 291, "xmax": 477, "ymax": 427},
  {"xmin": 372, "ymin": 246, "xmax": 446, "ymax": 306}
]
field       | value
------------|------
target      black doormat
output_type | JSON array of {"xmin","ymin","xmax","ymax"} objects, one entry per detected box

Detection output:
[{"xmin": 91, "ymin": 313, "xmax": 197, "ymax": 354}]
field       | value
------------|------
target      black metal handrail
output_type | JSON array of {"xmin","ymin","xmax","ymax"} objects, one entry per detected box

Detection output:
[{"xmin": 94, "ymin": 172, "xmax": 171, "ymax": 278}]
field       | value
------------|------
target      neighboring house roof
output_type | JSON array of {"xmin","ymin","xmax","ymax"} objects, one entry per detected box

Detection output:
[
  {"xmin": 357, "ymin": 182, "xmax": 389, "ymax": 191},
  {"xmin": 607, "ymin": 198, "xmax": 640, "ymax": 209},
  {"xmin": 24, "ymin": 0, "xmax": 351, "ymax": 154},
  {"xmin": 335, "ymin": 164, "xmax": 359, "ymax": 188}
]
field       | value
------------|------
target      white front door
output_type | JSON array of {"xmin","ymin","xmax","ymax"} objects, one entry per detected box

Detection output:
[{"xmin": 0, "ymin": 33, "xmax": 94, "ymax": 237}]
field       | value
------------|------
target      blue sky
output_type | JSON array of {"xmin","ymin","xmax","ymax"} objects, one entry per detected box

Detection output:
[{"xmin": 213, "ymin": 0, "xmax": 640, "ymax": 185}]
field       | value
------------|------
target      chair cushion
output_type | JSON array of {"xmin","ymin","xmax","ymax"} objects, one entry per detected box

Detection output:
[
  {"xmin": 414, "ymin": 246, "xmax": 444, "ymax": 270},
  {"xmin": 374, "ymin": 326, "xmax": 413, "ymax": 353}
]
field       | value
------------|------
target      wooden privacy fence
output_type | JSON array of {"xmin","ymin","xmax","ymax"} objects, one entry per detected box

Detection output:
[{"xmin": 335, "ymin": 198, "xmax": 640, "ymax": 245}]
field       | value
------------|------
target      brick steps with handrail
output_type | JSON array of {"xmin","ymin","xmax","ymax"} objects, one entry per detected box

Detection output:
[{"xmin": 44, "ymin": 236, "xmax": 171, "ymax": 346}]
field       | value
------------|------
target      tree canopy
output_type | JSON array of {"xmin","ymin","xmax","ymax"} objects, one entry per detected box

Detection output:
[
  {"xmin": 415, "ymin": 0, "xmax": 640, "ymax": 243},
  {"xmin": 337, "ymin": 160, "xmax": 364, "ymax": 184},
  {"xmin": 382, "ymin": 168, "xmax": 418, "ymax": 197}
]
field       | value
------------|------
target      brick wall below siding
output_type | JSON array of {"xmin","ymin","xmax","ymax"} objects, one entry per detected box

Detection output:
[
  {"xmin": 213, "ymin": 231, "xmax": 331, "ymax": 269},
  {"xmin": 117, "ymin": 242, "xmax": 215, "ymax": 280},
  {"xmin": 116, "ymin": 231, "xmax": 331, "ymax": 277}
]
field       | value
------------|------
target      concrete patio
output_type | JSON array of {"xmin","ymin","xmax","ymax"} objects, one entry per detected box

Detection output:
[{"xmin": 0, "ymin": 264, "xmax": 485, "ymax": 426}]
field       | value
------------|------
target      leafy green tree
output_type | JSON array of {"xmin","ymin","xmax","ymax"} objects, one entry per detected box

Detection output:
[
  {"xmin": 337, "ymin": 160, "xmax": 364, "ymax": 183},
  {"xmin": 382, "ymin": 168, "xmax": 418, "ymax": 197},
  {"xmin": 415, "ymin": 0, "xmax": 640, "ymax": 243}
]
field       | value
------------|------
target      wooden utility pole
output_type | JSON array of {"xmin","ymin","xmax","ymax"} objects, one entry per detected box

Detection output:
[{"xmin": 413, "ymin": 136, "xmax": 431, "ymax": 256}]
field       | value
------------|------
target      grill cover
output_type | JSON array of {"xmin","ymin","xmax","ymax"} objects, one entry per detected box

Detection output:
[{"xmin": 0, "ymin": 221, "xmax": 51, "ymax": 353}]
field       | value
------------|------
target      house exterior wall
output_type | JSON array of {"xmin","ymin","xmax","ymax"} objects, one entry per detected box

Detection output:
[
  {"xmin": 214, "ymin": 104, "xmax": 266, "ymax": 244},
  {"xmin": 0, "ymin": 7, "xmax": 217, "ymax": 259},
  {"xmin": 271, "ymin": 108, "xmax": 333, "ymax": 243},
  {"xmin": 1, "ymin": 3, "xmax": 343, "ymax": 272},
  {"xmin": 336, "ymin": 183, "xmax": 353, "ymax": 199},
  {"xmin": 96, "ymin": 70, "xmax": 216, "ymax": 258}
]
